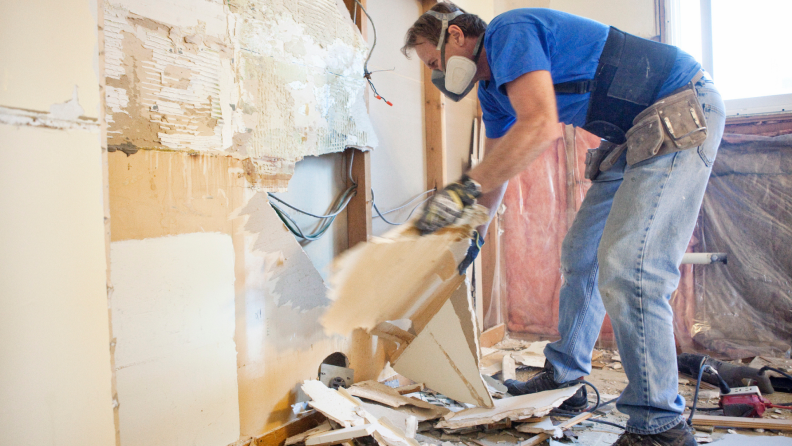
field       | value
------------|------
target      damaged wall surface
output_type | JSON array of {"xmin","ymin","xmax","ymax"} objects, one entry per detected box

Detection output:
[
  {"xmin": 107, "ymin": 148, "xmax": 387, "ymax": 440},
  {"xmin": 104, "ymin": 0, "xmax": 377, "ymax": 190}
]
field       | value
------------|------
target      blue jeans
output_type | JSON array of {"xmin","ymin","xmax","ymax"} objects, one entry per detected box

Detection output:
[{"xmin": 543, "ymin": 75, "xmax": 726, "ymax": 434}]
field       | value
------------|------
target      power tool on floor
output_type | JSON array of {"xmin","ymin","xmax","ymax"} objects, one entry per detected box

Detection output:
[{"xmin": 680, "ymin": 353, "xmax": 792, "ymax": 419}]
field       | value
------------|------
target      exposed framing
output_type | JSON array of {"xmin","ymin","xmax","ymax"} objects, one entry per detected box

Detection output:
[
  {"xmin": 421, "ymin": 0, "xmax": 448, "ymax": 191},
  {"xmin": 344, "ymin": 0, "xmax": 373, "ymax": 246}
]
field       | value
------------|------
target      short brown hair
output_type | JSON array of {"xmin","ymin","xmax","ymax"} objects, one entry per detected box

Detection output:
[{"xmin": 401, "ymin": 2, "xmax": 487, "ymax": 57}]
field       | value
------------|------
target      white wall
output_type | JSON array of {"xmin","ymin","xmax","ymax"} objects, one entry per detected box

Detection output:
[
  {"xmin": 110, "ymin": 233, "xmax": 240, "ymax": 446},
  {"xmin": 366, "ymin": 0, "xmax": 428, "ymax": 236},
  {"xmin": 494, "ymin": 0, "xmax": 657, "ymax": 38},
  {"xmin": 0, "ymin": 1, "xmax": 117, "ymax": 445}
]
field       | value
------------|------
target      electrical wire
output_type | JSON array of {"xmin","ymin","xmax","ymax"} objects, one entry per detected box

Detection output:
[
  {"xmin": 376, "ymin": 189, "xmax": 434, "ymax": 216},
  {"xmin": 550, "ymin": 412, "xmax": 626, "ymax": 430},
  {"xmin": 372, "ymin": 189, "xmax": 435, "ymax": 226},
  {"xmin": 267, "ymin": 149, "xmax": 363, "ymax": 241},
  {"xmin": 759, "ymin": 366, "xmax": 792, "ymax": 382},
  {"xmin": 687, "ymin": 356, "xmax": 709, "ymax": 426},
  {"xmin": 351, "ymin": 0, "xmax": 392, "ymax": 106},
  {"xmin": 268, "ymin": 191, "xmax": 355, "ymax": 220},
  {"xmin": 268, "ymin": 186, "xmax": 357, "ymax": 241}
]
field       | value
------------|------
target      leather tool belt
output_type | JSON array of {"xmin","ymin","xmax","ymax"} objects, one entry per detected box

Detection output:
[{"xmin": 584, "ymin": 83, "xmax": 708, "ymax": 180}]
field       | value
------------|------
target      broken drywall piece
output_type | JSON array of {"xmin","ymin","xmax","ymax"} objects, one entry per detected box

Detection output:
[
  {"xmin": 359, "ymin": 402, "xmax": 418, "ymax": 439},
  {"xmin": 368, "ymin": 415, "xmax": 420, "ymax": 446},
  {"xmin": 237, "ymin": 193, "xmax": 330, "ymax": 311},
  {"xmin": 480, "ymin": 350, "xmax": 508, "ymax": 376},
  {"xmin": 285, "ymin": 421, "xmax": 334, "ymax": 446},
  {"xmin": 502, "ymin": 354, "xmax": 517, "ymax": 381},
  {"xmin": 302, "ymin": 380, "xmax": 367, "ymax": 428},
  {"xmin": 347, "ymin": 381, "xmax": 450, "ymax": 420},
  {"xmin": 393, "ymin": 283, "xmax": 493, "ymax": 409},
  {"xmin": 395, "ymin": 383, "xmax": 424, "ymax": 395},
  {"xmin": 305, "ymin": 424, "xmax": 376, "ymax": 446},
  {"xmin": 513, "ymin": 353, "xmax": 546, "ymax": 369},
  {"xmin": 301, "ymin": 381, "xmax": 420, "ymax": 446},
  {"xmin": 435, "ymin": 386, "xmax": 582, "ymax": 429},
  {"xmin": 324, "ymin": 205, "xmax": 488, "ymax": 337},
  {"xmin": 515, "ymin": 417, "xmax": 555, "ymax": 434}
]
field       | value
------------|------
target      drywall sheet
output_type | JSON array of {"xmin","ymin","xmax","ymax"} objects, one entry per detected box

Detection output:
[
  {"xmin": 110, "ymin": 232, "xmax": 240, "ymax": 446},
  {"xmin": 104, "ymin": 0, "xmax": 377, "ymax": 190},
  {"xmin": 393, "ymin": 283, "xmax": 492, "ymax": 408},
  {"xmin": 435, "ymin": 385, "xmax": 582, "ymax": 429},
  {"xmin": 0, "ymin": 125, "xmax": 115, "ymax": 446},
  {"xmin": 324, "ymin": 206, "xmax": 488, "ymax": 337}
]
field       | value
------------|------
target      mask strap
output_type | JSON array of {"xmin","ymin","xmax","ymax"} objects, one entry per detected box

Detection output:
[
  {"xmin": 471, "ymin": 32, "xmax": 485, "ymax": 63},
  {"xmin": 440, "ymin": 30, "xmax": 484, "ymax": 72},
  {"xmin": 425, "ymin": 10, "xmax": 464, "ymax": 50}
]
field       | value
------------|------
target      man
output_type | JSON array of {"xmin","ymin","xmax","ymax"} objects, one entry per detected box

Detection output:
[{"xmin": 402, "ymin": 3, "xmax": 725, "ymax": 446}]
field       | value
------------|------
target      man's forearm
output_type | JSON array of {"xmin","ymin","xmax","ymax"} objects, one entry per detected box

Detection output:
[{"xmin": 467, "ymin": 119, "xmax": 560, "ymax": 193}]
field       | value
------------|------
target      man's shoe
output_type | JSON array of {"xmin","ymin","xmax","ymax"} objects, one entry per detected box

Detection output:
[
  {"xmin": 612, "ymin": 421, "xmax": 696, "ymax": 446},
  {"xmin": 502, "ymin": 361, "xmax": 588, "ymax": 412}
]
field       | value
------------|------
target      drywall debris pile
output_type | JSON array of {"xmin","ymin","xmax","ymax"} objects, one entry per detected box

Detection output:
[{"xmin": 290, "ymin": 379, "xmax": 583, "ymax": 446}]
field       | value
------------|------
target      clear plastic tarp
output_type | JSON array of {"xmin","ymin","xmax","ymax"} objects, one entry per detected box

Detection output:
[{"xmin": 500, "ymin": 130, "xmax": 792, "ymax": 359}]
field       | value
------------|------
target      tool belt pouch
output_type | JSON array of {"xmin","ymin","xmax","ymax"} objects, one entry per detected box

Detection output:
[
  {"xmin": 624, "ymin": 87, "xmax": 708, "ymax": 166},
  {"xmin": 584, "ymin": 142, "xmax": 616, "ymax": 180}
]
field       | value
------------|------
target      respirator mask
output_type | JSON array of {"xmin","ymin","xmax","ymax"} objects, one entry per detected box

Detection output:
[{"xmin": 425, "ymin": 10, "xmax": 485, "ymax": 102}]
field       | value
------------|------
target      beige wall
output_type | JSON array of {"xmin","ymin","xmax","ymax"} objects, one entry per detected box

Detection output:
[
  {"xmin": 0, "ymin": 2, "xmax": 116, "ymax": 445},
  {"xmin": 494, "ymin": 0, "xmax": 657, "ymax": 38}
]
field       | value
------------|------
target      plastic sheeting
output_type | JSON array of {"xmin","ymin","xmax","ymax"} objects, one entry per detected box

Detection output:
[
  {"xmin": 502, "ymin": 129, "xmax": 792, "ymax": 359},
  {"xmin": 673, "ymin": 134, "xmax": 792, "ymax": 359},
  {"xmin": 501, "ymin": 125, "xmax": 607, "ymax": 337}
]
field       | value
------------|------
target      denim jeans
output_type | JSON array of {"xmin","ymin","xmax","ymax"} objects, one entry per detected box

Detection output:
[{"xmin": 543, "ymin": 75, "xmax": 726, "ymax": 434}]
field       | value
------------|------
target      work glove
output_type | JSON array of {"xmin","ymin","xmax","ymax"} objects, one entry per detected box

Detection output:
[
  {"xmin": 415, "ymin": 175, "xmax": 482, "ymax": 235},
  {"xmin": 458, "ymin": 230, "xmax": 485, "ymax": 275}
]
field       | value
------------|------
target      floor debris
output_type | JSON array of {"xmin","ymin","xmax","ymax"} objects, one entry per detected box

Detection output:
[
  {"xmin": 435, "ymin": 386, "xmax": 582, "ymax": 429},
  {"xmin": 288, "ymin": 341, "xmax": 792, "ymax": 446}
]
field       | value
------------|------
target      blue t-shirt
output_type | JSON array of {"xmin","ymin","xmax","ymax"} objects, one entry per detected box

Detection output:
[{"xmin": 478, "ymin": 8, "xmax": 701, "ymax": 138}]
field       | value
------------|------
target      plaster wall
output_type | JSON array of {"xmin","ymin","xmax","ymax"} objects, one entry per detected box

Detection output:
[
  {"xmin": 0, "ymin": 1, "xmax": 116, "ymax": 445},
  {"xmin": 0, "ymin": 0, "xmax": 101, "ymax": 117},
  {"xmin": 0, "ymin": 125, "xmax": 115, "ymax": 446}
]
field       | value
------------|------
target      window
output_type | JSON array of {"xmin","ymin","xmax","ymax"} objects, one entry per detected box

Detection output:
[{"xmin": 666, "ymin": 0, "xmax": 792, "ymax": 116}]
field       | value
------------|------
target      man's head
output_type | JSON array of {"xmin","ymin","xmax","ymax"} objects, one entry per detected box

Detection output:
[{"xmin": 401, "ymin": 2, "xmax": 489, "ymax": 98}]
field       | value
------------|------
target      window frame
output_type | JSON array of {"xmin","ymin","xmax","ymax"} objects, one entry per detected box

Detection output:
[{"xmin": 664, "ymin": 0, "xmax": 792, "ymax": 117}]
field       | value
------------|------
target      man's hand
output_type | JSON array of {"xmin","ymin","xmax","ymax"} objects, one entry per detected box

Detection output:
[
  {"xmin": 458, "ymin": 230, "xmax": 485, "ymax": 275},
  {"xmin": 415, "ymin": 175, "xmax": 482, "ymax": 234}
]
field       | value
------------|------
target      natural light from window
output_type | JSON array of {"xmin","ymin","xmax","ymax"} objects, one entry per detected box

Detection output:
[
  {"xmin": 675, "ymin": 0, "xmax": 792, "ymax": 102},
  {"xmin": 711, "ymin": 0, "xmax": 792, "ymax": 101}
]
